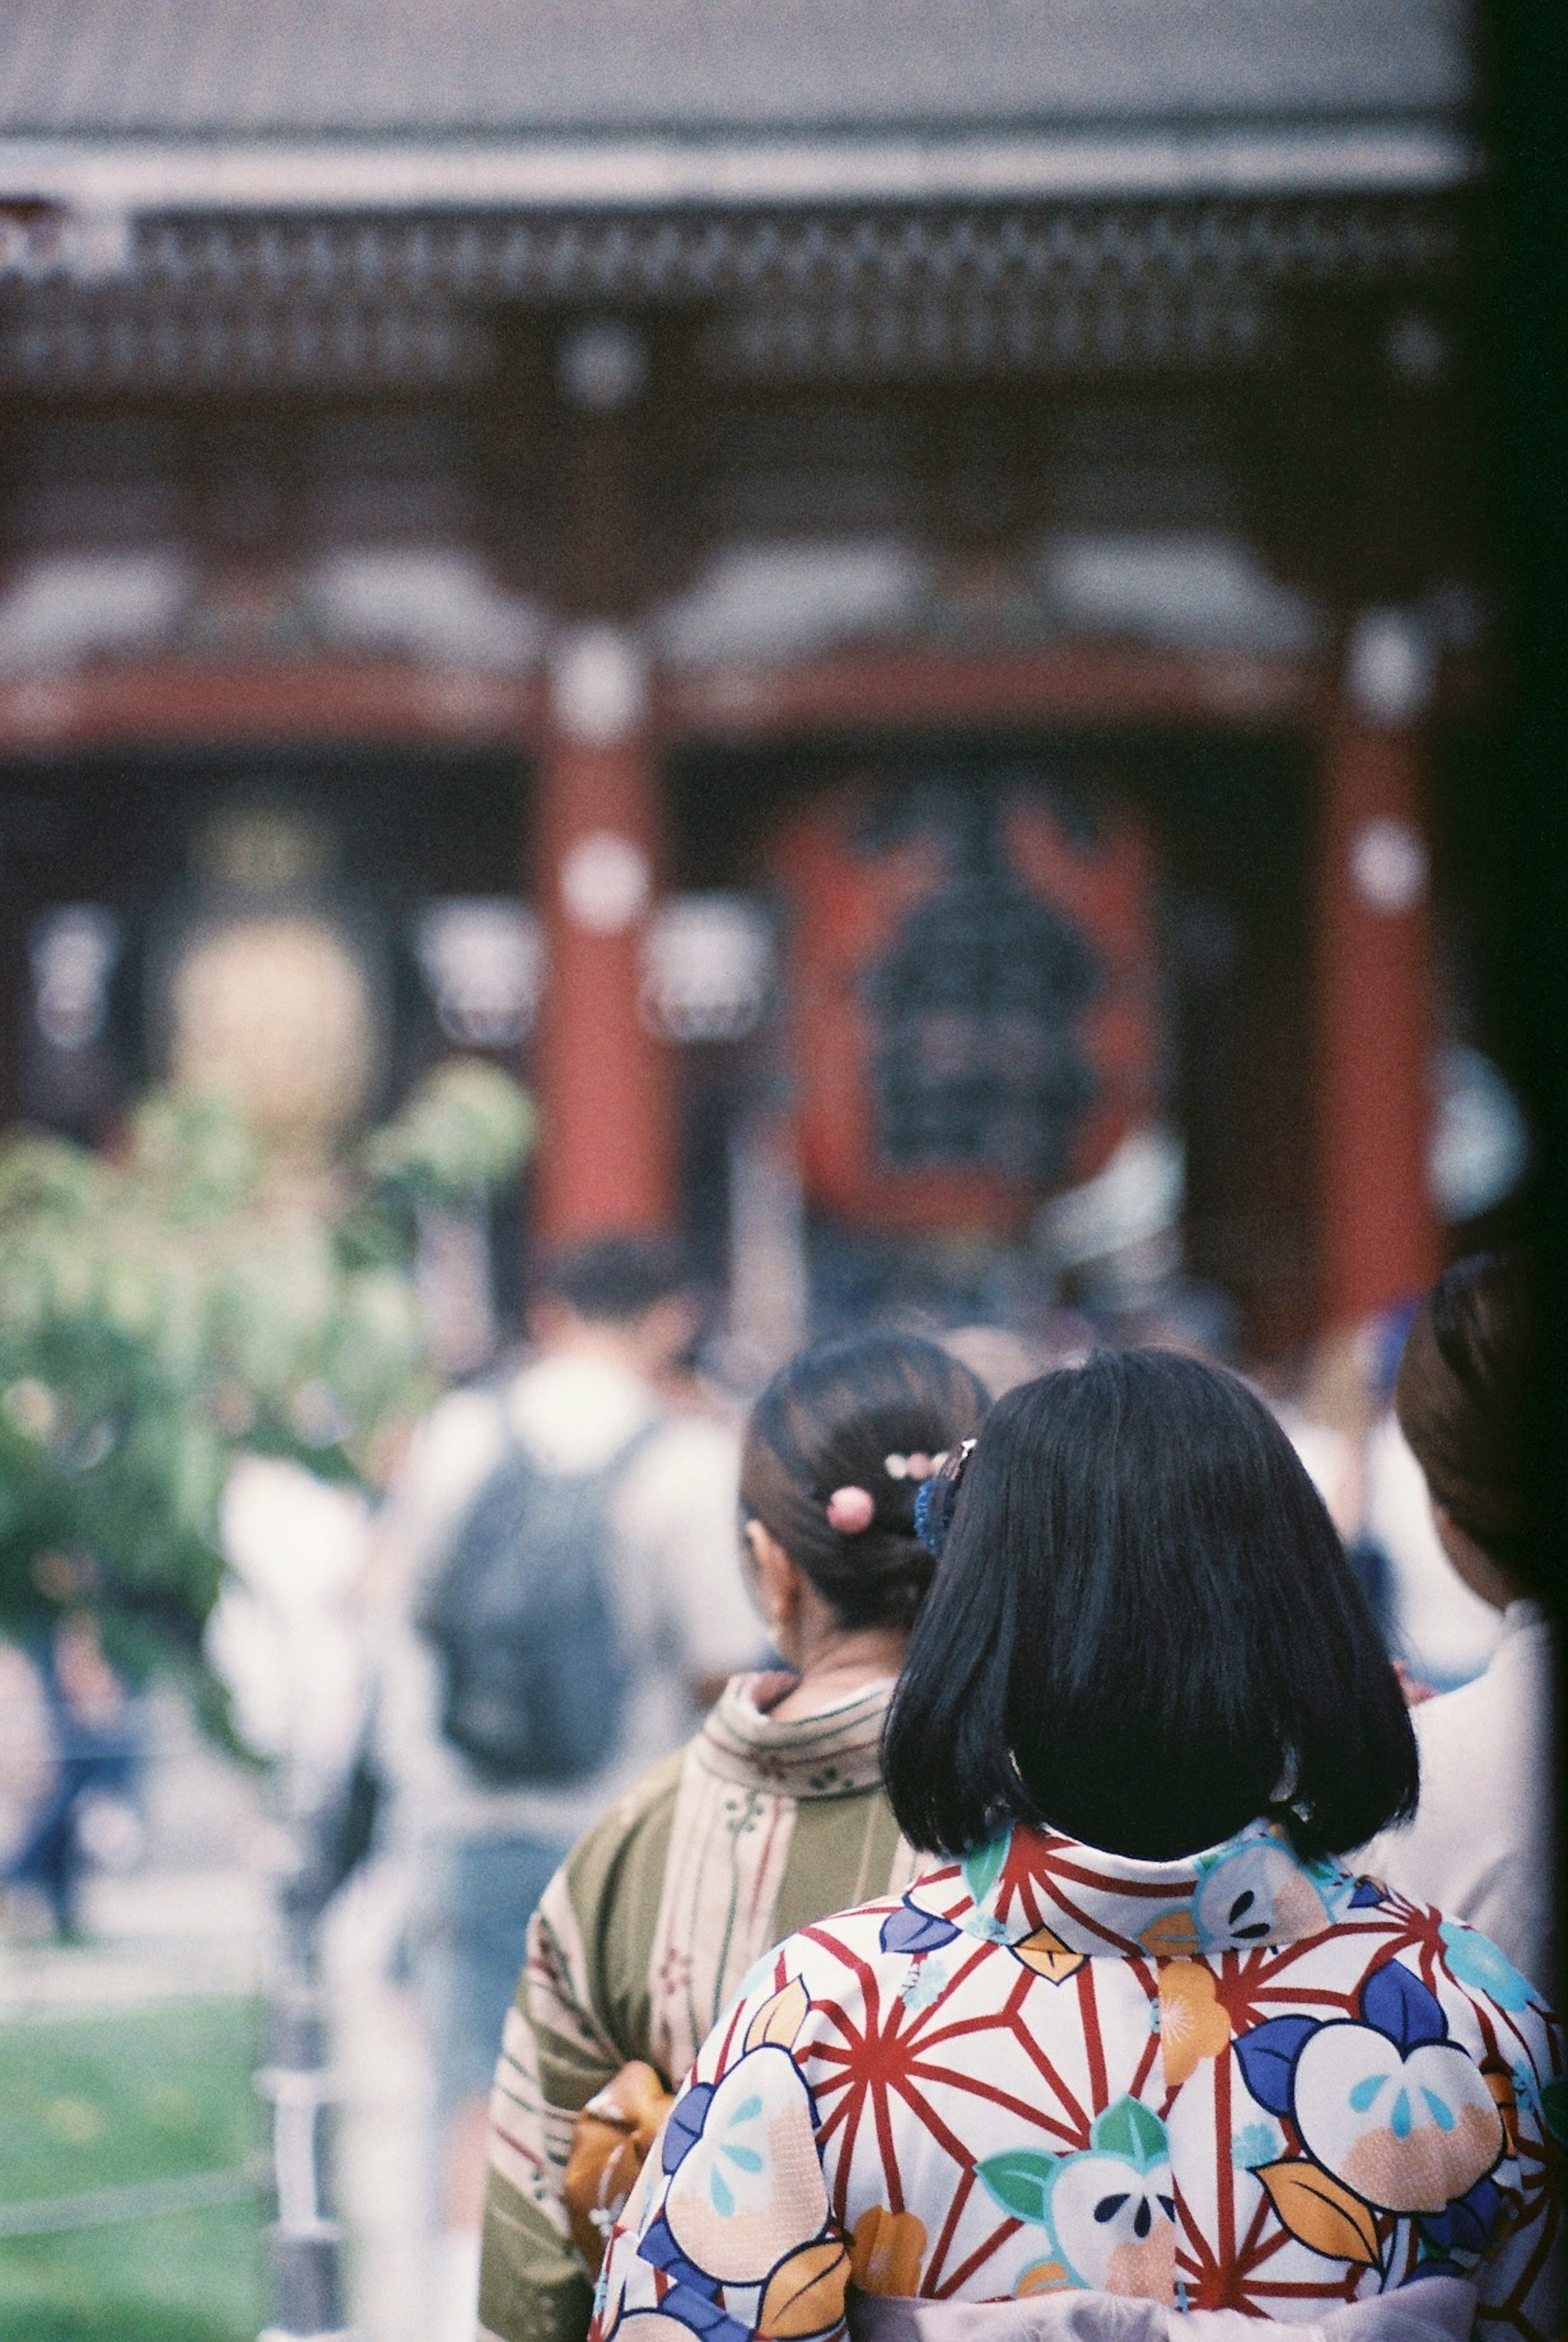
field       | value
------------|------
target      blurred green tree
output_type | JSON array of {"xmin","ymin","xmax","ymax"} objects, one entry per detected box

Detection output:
[{"xmin": 0, "ymin": 1058, "xmax": 533, "ymax": 1674}]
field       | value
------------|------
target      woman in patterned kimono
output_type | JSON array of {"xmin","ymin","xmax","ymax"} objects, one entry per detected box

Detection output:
[
  {"xmin": 592, "ymin": 1348, "xmax": 1562, "ymax": 2342},
  {"xmin": 479, "ymin": 1332, "xmax": 991, "ymax": 2342}
]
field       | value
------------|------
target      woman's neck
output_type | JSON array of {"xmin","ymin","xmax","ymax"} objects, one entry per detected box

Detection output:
[{"xmin": 768, "ymin": 1624, "xmax": 906, "ymax": 1721}]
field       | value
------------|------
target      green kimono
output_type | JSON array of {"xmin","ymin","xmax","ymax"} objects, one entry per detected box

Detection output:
[{"xmin": 478, "ymin": 1673, "xmax": 915, "ymax": 2342}]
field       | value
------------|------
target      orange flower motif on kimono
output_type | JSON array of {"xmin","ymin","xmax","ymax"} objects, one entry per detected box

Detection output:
[
  {"xmin": 1157, "ymin": 1961, "xmax": 1232, "ymax": 2087},
  {"xmin": 1138, "ymin": 1909, "xmax": 1203, "ymax": 1958},
  {"xmin": 851, "ymin": 2207, "xmax": 927, "ymax": 2297},
  {"xmin": 1014, "ymin": 1926, "xmax": 1087, "ymax": 1985}
]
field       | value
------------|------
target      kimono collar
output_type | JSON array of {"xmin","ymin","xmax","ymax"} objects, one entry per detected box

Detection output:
[
  {"xmin": 695, "ymin": 1671, "xmax": 895, "ymax": 1800},
  {"xmin": 911, "ymin": 1817, "xmax": 1365, "ymax": 1960}
]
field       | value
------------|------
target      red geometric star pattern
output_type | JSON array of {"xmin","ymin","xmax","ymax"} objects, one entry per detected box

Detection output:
[{"xmin": 592, "ymin": 1828, "xmax": 1563, "ymax": 2342}]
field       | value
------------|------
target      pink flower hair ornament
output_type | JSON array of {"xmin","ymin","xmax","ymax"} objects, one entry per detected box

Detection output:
[{"xmin": 826, "ymin": 1485, "xmax": 877, "ymax": 1534}]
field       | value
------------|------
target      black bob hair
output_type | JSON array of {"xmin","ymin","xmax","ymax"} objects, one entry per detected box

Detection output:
[
  {"xmin": 883, "ymin": 1346, "xmax": 1419, "ymax": 1863},
  {"xmin": 741, "ymin": 1332, "xmax": 991, "ymax": 1633}
]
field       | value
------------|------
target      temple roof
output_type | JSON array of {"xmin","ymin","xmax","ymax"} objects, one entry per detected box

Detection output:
[{"xmin": 0, "ymin": 0, "xmax": 1470, "ymax": 143}]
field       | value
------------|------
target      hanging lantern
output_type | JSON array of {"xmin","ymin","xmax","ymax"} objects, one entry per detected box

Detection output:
[{"xmin": 770, "ymin": 776, "xmax": 1158, "ymax": 1237}]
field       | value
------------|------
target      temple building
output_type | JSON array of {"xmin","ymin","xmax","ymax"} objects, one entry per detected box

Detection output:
[{"xmin": 0, "ymin": 0, "xmax": 1517, "ymax": 1358}]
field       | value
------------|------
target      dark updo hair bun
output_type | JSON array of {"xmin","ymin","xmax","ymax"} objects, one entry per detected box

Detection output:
[{"xmin": 740, "ymin": 1333, "xmax": 992, "ymax": 1632}]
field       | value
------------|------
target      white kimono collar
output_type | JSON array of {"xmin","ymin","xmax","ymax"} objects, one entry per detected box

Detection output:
[
  {"xmin": 904, "ymin": 1816, "xmax": 1369, "ymax": 1963},
  {"xmin": 695, "ymin": 1670, "xmax": 895, "ymax": 1799}
]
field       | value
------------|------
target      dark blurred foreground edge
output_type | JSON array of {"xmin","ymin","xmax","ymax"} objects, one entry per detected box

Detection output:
[{"xmin": 1487, "ymin": 0, "xmax": 1568, "ymax": 1973}]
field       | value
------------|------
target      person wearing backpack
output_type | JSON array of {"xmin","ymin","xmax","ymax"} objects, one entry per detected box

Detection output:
[
  {"xmin": 370, "ymin": 1236, "xmax": 760, "ymax": 2342},
  {"xmin": 476, "ymin": 1332, "xmax": 993, "ymax": 2342}
]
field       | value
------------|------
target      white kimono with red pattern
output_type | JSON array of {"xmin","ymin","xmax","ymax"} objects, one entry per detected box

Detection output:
[{"xmin": 591, "ymin": 1820, "xmax": 1562, "ymax": 2342}]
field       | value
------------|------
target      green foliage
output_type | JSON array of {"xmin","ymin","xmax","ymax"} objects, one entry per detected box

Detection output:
[
  {"xmin": 0, "ymin": 1061, "xmax": 533, "ymax": 1653},
  {"xmin": 363, "ymin": 1054, "xmax": 536, "ymax": 1208}
]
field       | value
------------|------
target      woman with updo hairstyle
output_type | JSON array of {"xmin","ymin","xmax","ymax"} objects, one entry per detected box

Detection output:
[
  {"xmin": 738, "ymin": 1333, "xmax": 991, "ymax": 1711},
  {"xmin": 479, "ymin": 1332, "xmax": 990, "ymax": 2342},
  {"xmin": 1362, "ymin": 1250, "xmax": 1555, "ymax": 1997}
]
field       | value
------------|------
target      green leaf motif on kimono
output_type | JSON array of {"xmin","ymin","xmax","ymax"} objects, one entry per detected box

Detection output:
[
  {"xmin": 962, "ymin": 1834, "xmax": 1010, "ymax": 1907},
  {"xmin": 978, "ymin": 2148, "xmax": 1059, "ymax": 2226},
  {"xmin": 1539, "ymin": 2077, "xmax": 1568, "ymax": 2145},
  {"xmin": 1092, "ymin": 2097, "xmax": 1167, "ymax": 2170}
]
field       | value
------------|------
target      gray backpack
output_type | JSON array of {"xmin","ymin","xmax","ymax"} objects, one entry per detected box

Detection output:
[{"xmin": 418, "ymin": 1422, "xmax": 657, "ymax": 1785}]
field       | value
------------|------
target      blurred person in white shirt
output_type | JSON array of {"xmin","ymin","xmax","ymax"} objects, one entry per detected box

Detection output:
[{"xmin": 368, "ymin": 1234, "xmax": 758, "ymax": 2342}]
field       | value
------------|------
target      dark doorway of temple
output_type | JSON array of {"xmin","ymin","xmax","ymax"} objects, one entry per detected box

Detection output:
[{"xmin": 668, "ymin": 728, "xmax": 1316, "ymax": 1361}]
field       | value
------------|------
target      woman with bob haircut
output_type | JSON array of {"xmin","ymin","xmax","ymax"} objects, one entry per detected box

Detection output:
[
  {"xmin": 591, "ymin": 1349, "xmax": 1561, "ymax": 2342},
  {"xmin": 479, "ymin": 1332, "xmax": 991, "ymax": 2342}
]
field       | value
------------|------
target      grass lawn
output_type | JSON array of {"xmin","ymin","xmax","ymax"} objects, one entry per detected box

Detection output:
[{"xmin": 0, "ymin": 1996, "xmax": 269, "ymax": 2342}]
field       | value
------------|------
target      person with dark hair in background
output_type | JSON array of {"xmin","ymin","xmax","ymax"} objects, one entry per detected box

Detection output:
[
  {"xmin": 1361, "ymin": 1251, "xmax": 1555, "ymax": 1999},
  {"xmin": 371, "ymin": 1235, "xmax": 760, "ymax": 2342},
  {"xmin": 592, "ymin": 1349, "xmax": 1561, "ymax": 2342},
  {"xmin": 476, "ymin": 1332, "xmax": 991, "ymax": 2342}
]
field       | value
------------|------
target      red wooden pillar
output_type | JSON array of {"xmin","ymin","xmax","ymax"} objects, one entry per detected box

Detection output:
[
  {"xmin": 1317, "ymin": 636, "xmax": 1443, "ymax": 1326},
  {"xmin": 532, "ymin": 626, "xmax": 675, "ymax": 1244}
]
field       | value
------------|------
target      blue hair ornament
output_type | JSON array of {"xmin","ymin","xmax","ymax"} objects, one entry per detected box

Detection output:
[{"xmin": 915, "ymin": 1437, "xmax": 976, "ymax": 1556}]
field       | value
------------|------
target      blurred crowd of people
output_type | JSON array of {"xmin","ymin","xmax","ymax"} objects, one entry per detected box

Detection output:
[{"xmin": 0, "ymin": 1235, "xmax": 1553, "ymax": 2342}]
